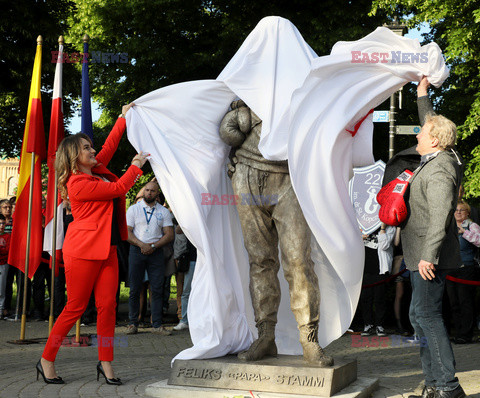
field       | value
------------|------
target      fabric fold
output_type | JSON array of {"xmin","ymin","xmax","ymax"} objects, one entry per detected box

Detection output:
[{"xmin": 126, "ymin": 16, "xmax": 449, "ymax": 362}]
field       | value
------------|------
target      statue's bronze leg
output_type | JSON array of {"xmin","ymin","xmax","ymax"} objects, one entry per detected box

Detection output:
[
  {"xmin": 273, "ymin": 175, "xmax": 334, "ymax": 367},
  {"xmin": 232, "ymin": 164, "xmax": 280, "ymax": 361}
]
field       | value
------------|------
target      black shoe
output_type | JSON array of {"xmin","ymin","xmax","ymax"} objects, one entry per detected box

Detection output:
[
  {"xmin": 36, "ymin": 359, "xmax": 64, "ymax": 384},
  {"xmin": 361, "ymin": 325, "xmax": 375, "ymax": 336},
  {"xmin": 434, "ymin": 385, "xmax": 466, "ymax": 398},
  {"xmin": 409, "ymin": 386, "xmax": 436, "ymax": 398},
  {"xmin": 395, "ymin": 327, "xmax": 410, "ymax": 336},
  {"xmin": 96, "ymin": 361, "xmax": 122, "ymax": 385},
  {"xmin": 376, "ymin": 326, "xmax": 388, "ymax": 337},
  {"xmin": 454, "ymin": 337, "xmax": 472, "ymax": 344}
]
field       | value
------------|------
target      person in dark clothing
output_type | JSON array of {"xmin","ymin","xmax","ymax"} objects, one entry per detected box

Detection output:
[
  {"xmin": 53, "ymin": 201, "xmax": 74, "ymax": 318},
  {"xmin": 360, "ymin": 225, "xmax": 395, "ymax": 337},
  {"xmin": 446, "ymin": 200, "xmax": 480, "ymax": 344},
  {"xmin": 173, "ymin": 227, "xmax": 196, "ymax": 331}
]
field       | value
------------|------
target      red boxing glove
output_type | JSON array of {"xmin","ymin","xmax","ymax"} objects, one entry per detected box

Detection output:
[{"xmin": 377, "ymin": 170, "xmax": 414, "ymax": 226}]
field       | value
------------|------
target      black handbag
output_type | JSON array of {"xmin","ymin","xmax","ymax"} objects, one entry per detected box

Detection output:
[{"xmin": 176, "ymin": 253, "xmax": 190, "ymax": 273}]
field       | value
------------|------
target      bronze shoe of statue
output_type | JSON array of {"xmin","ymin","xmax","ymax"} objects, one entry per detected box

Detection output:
[
  {"xmin": 238, "ymin": 321, "xmax": 277, "ymax": 361},
  {"xmin": 299, "ymin": 323, "xmax": 334, "ymax": 367}
]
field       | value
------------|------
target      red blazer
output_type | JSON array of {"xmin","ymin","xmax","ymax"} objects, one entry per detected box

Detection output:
[{"xmin": 62, "ymin": 117, "xmax": 143, "ymax": 260}]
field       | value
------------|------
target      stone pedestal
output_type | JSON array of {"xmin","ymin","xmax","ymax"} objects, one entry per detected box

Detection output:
[
  {"xmin": 146, "ymin": 378, "xmax": 378, "ymax": 398},
  {"xmin": 157, "ymin": 355, "xmax": 360, "ymax": 397}
]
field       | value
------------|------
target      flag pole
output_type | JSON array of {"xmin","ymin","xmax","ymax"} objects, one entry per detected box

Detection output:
[
  {"xmin": 20, "ymin": 150, "xmax": 36, "ymax": 340},
  {"xmin": 48, "ymin": 170, "xmax": 59, "ymax": 333},
  {"xmin": 48, "ymin": 35, "xmax": 64, "ymax": 334},
  {"xmin": 7, "ymin": 34, "xmax": 45, "ymax": 344},
  {"xmin": 13, "ymin": 269, "xmax": 22, "ymax": 320},
  {"xmin": 76, "ymin": 319, "xmax": 81, "ymax": 343},
  {"xmin": 73, "ymin": 32, "xmax": 92, "ymax": 340},
  {"xmin": 81, "ymin": 34, "xmax": 93, "ymax": 142}
]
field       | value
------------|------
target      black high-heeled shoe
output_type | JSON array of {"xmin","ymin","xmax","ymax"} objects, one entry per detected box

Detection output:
[
  {"xmin": 96, "ymin": 361, "xmax": 122, "ymax": 385},
  {"xmin": 36, "ymin": 359, "xmax": 65, "ymax": 384}
]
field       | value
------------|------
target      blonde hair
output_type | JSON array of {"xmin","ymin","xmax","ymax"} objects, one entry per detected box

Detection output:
[
  {"xmin": 55, "ymin": 133, "xmax": 93, "ymax": 199},
  {"xmin": 457, "ymin": 200, "xmax": 471, "ymax": 216},
  {"xmin": 425, "ymin": 114, "xmax": 457, "ymax": 150}
]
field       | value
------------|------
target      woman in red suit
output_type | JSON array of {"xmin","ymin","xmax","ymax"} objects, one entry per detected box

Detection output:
[{"xmin": 37, "ymin": 103, "xmax": 148, "ymax": 385}]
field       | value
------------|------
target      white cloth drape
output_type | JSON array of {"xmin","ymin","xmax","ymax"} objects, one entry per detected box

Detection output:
[{"xmin": 126, "ymin": 16, "xmax": 449, "ymax": 363}]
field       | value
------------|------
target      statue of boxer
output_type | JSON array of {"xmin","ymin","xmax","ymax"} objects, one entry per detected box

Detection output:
[{"xmin": 219, "ymin": 100, "xmax": 333, "ymax": 366}]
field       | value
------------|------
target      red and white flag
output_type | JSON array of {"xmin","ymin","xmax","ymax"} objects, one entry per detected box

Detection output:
[
  {"xmin": 43, "ymin": 38, "xmax": 65, "ymax": 267},
  {"xmin": 9, "ymin": 36, "xmax": 46, "ymax": 278}
]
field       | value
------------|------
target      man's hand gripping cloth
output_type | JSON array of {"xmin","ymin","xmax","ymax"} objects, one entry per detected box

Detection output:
[
  {"xmin": 377, "ymin": 170, "xmax": 414, "ymax": 226},
  {"xmin": 126, "ymin": 16, "xmax": 449, "ymax": 363}
]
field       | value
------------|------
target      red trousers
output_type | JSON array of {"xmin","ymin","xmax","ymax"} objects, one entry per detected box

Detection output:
[{"xmin": 42, "ymin": 246, "xmax": 118, "ymax": 362}]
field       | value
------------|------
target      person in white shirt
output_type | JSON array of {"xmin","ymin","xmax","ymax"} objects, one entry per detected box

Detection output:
[{"xmin": 126, "ymin": 181, "xmax": 174, "ymax": 335}]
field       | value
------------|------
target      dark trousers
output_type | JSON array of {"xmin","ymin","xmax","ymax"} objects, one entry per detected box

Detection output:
[
  {"xmin": 446, "ymin": 265, "xmax": 478, "ymax": 341},
  {"xmin": 4, "ymin": 266, "xmax": 18, "ymax": 312},
  {"xmin": 360, "ymin": 273, "xmax": 388, "ymax": 326},
  {"xmin": 15, "ymin": 273, "xmax": 31, "ymax": 316},
  {"xmin": 54, "ymin": 268, "xmax": 66, "ymax": 318},
  {"xmin": 128, "ymin": 246, "xmax": 165, "ymax": 328},
  {"xmin": 409, "ymin": 270, "xmax": 458, "ymax": 391},
  {"xmin": 81, "ymin": 293, "xmax": 96, "ymax": 324},
  {"xmin": 32, "ymin": 262, "xmax": 51, "ymax": 316},
  {"xmin": 163, "ymin": 275, "xmax": 171, "ymax": 311}
]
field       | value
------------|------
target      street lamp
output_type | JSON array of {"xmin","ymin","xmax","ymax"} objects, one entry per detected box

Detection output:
[{"xmin": 384, "ymin": 17, "xmax": 407, "ymax": 159}]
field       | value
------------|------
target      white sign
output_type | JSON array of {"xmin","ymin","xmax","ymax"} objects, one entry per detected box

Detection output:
[
  {"xmin": 349, "ymin": 160, "xmax": 386, "ymax": 234},
  {"xmin": 396, "ymin": 125, "xmax": 421, "ymax": 135},
  {"xmin": 373, "ymin": 111, "xmax": 389, "ymax": 123}
]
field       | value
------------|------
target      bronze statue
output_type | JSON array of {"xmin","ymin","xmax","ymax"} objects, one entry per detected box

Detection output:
[{"xmin": 220, "ymin": 100, "xmax": 333, "ymax": 366}]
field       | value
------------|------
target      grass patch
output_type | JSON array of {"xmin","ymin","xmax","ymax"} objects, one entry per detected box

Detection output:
[
  {"xmin": 9, "ymin": 276, "xmax": 178, "ymax": 307},
  {"xmin": 119, "ymin": 276, "xmax": 177, "ymax": 303}
]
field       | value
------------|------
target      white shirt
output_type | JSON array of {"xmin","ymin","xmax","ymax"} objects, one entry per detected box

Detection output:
[
  {"xmin": 126, "ymin": 200, "xmax": 173, "ymax": 244},
  {"xmin": 377, "ymin": 225, "xmax": 396, "ymax": 275}
]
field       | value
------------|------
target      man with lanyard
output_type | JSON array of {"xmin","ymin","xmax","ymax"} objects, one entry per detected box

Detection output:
[{"xmin": 126, "ymin": 181, "xmax": 174, "ymax": 335}]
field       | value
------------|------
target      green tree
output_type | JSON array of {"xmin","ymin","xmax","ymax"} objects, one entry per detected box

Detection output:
[
  {"xmin": 64, "ymin": 0, "xmax": 389, "ymax": 174},
  {"xmin": 2, "ymin": 1, "xmax": 392, "ymax": 174},
  {"xmin": 0, "ymin": 0, "xmax": 82, "ymax": 156},
  {"xmin": 371, "ymin": 0, "xmax": 480, "ymax": 201}
]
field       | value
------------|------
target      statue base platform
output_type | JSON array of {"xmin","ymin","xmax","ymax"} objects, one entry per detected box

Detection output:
[{"xmin": 145, "ymin": 355, "xmax": 377, "ymax": 397}]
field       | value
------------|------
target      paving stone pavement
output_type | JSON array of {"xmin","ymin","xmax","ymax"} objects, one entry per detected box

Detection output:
[{"xmin": 1, "ymin": 303, "xmax": 479, "ymax": 398}]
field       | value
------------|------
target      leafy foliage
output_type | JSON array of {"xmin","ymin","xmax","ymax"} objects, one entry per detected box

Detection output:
[
  {"xmin": 125, "ymin": 170, "xmax": 154, "ymax": 207},
  {"xmin": 63, "ymin": 0, "xmax": 388, "ymax": 172},
  {"xmin": 371, "ymin": 0, "xmax": 480, "ymax": 200},
  {"xmin": 3, "ymin": 0, "xmax": 390, "ymax": 175},
  {"xmin": 0, "ymin": 0, "xmax": 81, "ymax": 156}
]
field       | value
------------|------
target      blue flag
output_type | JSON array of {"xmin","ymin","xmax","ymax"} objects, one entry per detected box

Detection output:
[{"xmin": 81, "ymin": 39, "xmax": 93, "ymax": 141}]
